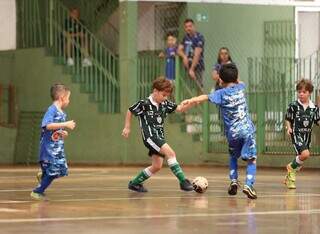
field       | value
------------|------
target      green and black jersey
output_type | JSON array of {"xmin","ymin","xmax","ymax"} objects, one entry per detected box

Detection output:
[
  {"xmin": 285, "ymin": 100, "xmax": 320, "ymax": 154},
  {"xmin": 129, "ymin": 95, "xmax": 177, "ymax": 155}
]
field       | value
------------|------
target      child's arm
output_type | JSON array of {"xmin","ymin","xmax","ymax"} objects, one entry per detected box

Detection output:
[
  {"xmin": 181, "ymin": 95, "xmax": 209, "ymax": 112},
  {"xmin": 285, "ymin": 120, "xmax": 292, "ymax": 136},
  {"xmin": 46, "ymin": 120, "xmax": 76, "ymax": 130},
  {"xmin": 122, "ymin": 110, "xmax": 132, "ymax": 138}
]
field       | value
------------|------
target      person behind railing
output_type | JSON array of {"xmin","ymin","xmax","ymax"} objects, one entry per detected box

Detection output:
[
  {"xmin": 159, "ymin": 32, "xmax": 177, "ymax": 82},
  {"xmin": 178, "ymin": 18, "xmax": 205, "ymax": 89},
  {"xmin": 64, "ymin": 7, "xmax": 92, "ymax": 67},
  {"xmin": 212, "ymin": 47, "xmax": 233, "ymax": 90}
]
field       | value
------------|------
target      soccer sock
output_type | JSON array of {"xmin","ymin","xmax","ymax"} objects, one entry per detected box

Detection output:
[
  {"xmin": 245, "ymin": 160, "xmax": 256, "ymax": 186},
  {"xmin": 229, "ymin": 156, "xmax": 238, "ymax": 181},
  {"xmin": 167, "ymin": 157, "xmax": 186, "ymax": 183},
  {"xmin": 33, "ymin": 173, "xmax": 56, "ymax": 194},
  {"xmin": 290, "ymin": 156, "xmax": 303, "ymax": 170},
  {"xmin": 131, "ymin": 167, "xmax": 152, "ymax": 185}
]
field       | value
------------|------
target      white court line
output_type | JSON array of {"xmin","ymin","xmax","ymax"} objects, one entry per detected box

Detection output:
[
  {"xmin": 0, "ymin": 208, "xmax": 27, "ymax": 213},
  {"xmin": 0, "ymin": 209, "xmax": 320, "ymax": 223},
  {"xmin": 1, "ymin": 192, "xmax": 320, "ymax": 204}
]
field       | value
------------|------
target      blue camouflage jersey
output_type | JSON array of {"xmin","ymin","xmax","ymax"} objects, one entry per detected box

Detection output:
[
  {"xmin": 39, "ymin": 104, "xmax": 68, "ymax": 177},
  {"xmin": 208, "ymin": 83, "xmax": 255, "ymax": 141}
]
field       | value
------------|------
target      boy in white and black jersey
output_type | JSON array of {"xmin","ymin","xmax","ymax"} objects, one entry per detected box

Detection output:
[
  {"xmin": 122, "ymin": 77, "xmax": 193, "ymax": 192},
  {"xmin": 284, "ymin": 79, "xmax": 320, "ymax": 189}
]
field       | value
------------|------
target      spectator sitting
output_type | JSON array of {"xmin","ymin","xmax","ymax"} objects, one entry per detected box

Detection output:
[
  {"xmin": 64, "ymin": 7, "xmax": 92, "ymax": 67},
  {"xmin": 212, "ymin": 47, "xmax": 233, "ymax": 89}
]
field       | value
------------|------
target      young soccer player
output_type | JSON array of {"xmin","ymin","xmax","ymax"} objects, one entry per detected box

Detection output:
[
  {"xmin": 284, "ymin": 79, "xmax": 320, "ymax": 189},
  {"xmin": 30, "ymin": 84, "xmax": 76, "ymax": 200},
  {"xmin": 122, "ymin": 76, "xmax": 193, "ymax": 192},
  {"xmin": 182, "ymin": 63, "xmax": 258, "ymax": 199}
]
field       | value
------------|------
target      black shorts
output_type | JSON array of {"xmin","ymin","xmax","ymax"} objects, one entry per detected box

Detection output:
[
  {"xmin": 143, "ymin": 137, "xmax": 166, "ymax": 158},
  {"xmin": 291, "ymin": 133, "xmax": 310, "ymax": 155}
]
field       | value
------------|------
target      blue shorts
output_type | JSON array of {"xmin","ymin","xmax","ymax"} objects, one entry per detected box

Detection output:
[
  {"xmin": 228, "ymin": 134, "xmax": 257, "ymax": 161},
  {"xmin": 41, "ymin": 157, "xmax": 68, "ymax": 178}
]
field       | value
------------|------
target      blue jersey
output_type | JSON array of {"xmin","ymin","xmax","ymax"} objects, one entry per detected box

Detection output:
[
  {"xmin": 208, "ymin": 83, "xmax": 255, "ymax": 141},
  {"xmin": 165, "ymin": 47, "xmax": 176, "ymax": 80},
  {"xmin": 181, "ymin": 32, "xmax": 205, "ymax": 71},
  {"xmin": 39, "ymin": 104, "xmax": 67, "ymax": 162}
]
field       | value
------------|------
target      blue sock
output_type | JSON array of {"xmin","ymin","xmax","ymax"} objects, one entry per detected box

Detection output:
[
  {"xmin": 229, "ymin": 156, "xmax": 238, "ymax": 181},
  {"xmin": 33, "ymin": 174, "xmax": 56, "ymax": 194},
  {"xmin": 246, "ymin": 160, "xmax": 256, "ymax": 186}
]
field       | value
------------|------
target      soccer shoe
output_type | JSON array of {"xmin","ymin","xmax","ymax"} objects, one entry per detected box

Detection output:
[
  {"xmin": 228, "ymin": 180, "xmax": 241, "ymax": 196},
  {"xmin": 284, "ymin": 163, "xmax": 297, "ymax": 189},
  {"xmin": 82, "ymin": 58, "xmax": 92, "ymax": 67},
  {"xmin": 243, "ymin": 185, "xmax": 257, "ymax": 199},
  {"xmin": 30, "ymin": 191, "xmax": 47, "ymax": 201},
  {"xmin": 128, "ymin": 181, "xmax": 148, "ymax": 193},
  {"xmin": 67, "ymin": 57, "xmax": 74, "ymax": 66},
  {"xmin": 36, "ymin": 171, "xmax": 42, "ymax": 184},
  {"xmin": 180, "ymin": 179, "xmax": 194, "ymax": 191}
]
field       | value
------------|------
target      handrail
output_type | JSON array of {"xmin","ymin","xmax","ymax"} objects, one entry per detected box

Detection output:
[{"xmin": 45, "ymin": 0, "xmax": 120, "ymax": 113}]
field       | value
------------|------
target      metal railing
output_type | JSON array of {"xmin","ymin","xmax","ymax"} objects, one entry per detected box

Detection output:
[
  {"xmin": 247, "ymin": 56, "xmax": 320, "ymax": 155},
  {"xmin": 137, "ymin": 51, "xmax": 165, "ymax": 100},
  {"xmin": 16, "ymin": 0, "xmax": 44, "ymax": 48},
  {"xmin": 45, "ymin": 0, "xmax": 120, "ymax": 113}
]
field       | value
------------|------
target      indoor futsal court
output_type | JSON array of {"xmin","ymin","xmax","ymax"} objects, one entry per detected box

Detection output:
[
  {"xmin": 0, "ymin": 166, "xmax": 320, "ymax": 233},
  {"xmin": 1, "ymin": 0, "xmax": 320, "ymax": 233}
]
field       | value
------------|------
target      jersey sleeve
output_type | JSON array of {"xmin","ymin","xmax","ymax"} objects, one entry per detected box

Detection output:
[
  {"xmin": 196, "ymin": 34, "xmax": 205, "ymax": 49},
  {"xmin": 285, "ymin": 104, "xmax": 295, "ymax": 122},
  {"xmin": 41, "ymin": 107, "xmax": 56, "ymax": 128},
  {"xmin": 208, "ymin": 90, "xmax": 222, "ymax": 106},
  {"xmin": 165, "ymin": 100, "xmax": 178, "ymax": 114},
  {"xmin": 213, "ymin": 63, "xmax": 221, "ymax": 72},
  {"xmin": 129, "ymin": 100, "xmax": 144, "ymax": 116}
]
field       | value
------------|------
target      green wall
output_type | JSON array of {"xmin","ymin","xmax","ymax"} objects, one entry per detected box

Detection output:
[
  {"xmin": 186, "ymin": 3, "xmax": 295, "ymax": 91},
  {"xmin": 5, "ymin": 48, "xmax": 203, "ymax": 165},
  {"xmin": 0, "ymin": 51, "xmax": 15, "ymax": 85}
]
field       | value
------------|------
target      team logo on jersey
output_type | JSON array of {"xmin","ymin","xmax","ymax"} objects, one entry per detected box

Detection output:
[
  {"xmin": 303, "ymin": 120, "xmax": 309, "ymax": 127},
  {"xmin": 157, "ymin": 116, "xmax": 162, "ymax": 123}
]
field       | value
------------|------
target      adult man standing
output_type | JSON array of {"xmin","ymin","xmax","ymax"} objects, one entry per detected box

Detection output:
[{"xmin": 178, "ymin": 18, "xmax": 205, "ymax": 89}]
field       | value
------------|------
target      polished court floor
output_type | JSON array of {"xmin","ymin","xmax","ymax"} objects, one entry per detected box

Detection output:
[{"xmin": 0, "ymin": 166, "xmax": 319, "ymax": 234}]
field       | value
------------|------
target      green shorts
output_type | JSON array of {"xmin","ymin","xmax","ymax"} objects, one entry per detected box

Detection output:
[{"xmin": 143, "ymin": 137, "xmax": 166, "ymax": 158}]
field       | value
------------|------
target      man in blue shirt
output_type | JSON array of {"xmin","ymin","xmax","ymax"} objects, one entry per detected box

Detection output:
[
  {"xmin": 181, "ymin": 63, "xmax": 257, "ymax": 199},
  {"xmin": 30, "ymin": 84, "xmax": 76, "ymax": 200},
  {"xmin": 178, "ymin": 18, "xmax": 205, "ymax": 89}
]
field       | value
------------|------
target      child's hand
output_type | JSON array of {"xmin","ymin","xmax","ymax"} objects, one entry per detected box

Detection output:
[
  {"xmin": 158, "ymin": 52, "xmax": 165, "ymax": 58},
  {"xmin": 181, "ymin": 99, "xmax": 191, "ymax": 106},
  {"xmin": 286, "ymin": 127, "xmax": 293, "ymax": 136},
  {"xmin": 122, "ymin": 127, "xmax": 130, "ymax": 138},
  {"xmin": 59, "ymin": 130, "xmax": 69, "ymax": 139},
  {"xmin": 189, "ymin": 69, "xmax": 196, "ymax": 80},
  {"xmin": 65, "ymin": 120, "xmax": 76, "ymax": 130},
  {"xmin": 182, "ymin": 56, "xmax": 189, "ymax": 68}
]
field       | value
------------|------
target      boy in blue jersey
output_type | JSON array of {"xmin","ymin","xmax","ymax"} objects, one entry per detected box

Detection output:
[
  {"xmin": 159, "ymin": 33, "xmax": 177, "ymax": 81},
  {"xmin": 182, "ymin": 63, "xmax": 257, "ymax": 199},
  {"xmin": 30, "ymin": 84, "xmax": 76, "ymax": 200}
]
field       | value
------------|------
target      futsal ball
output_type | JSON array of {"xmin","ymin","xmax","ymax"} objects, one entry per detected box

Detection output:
[{"xmin": 192, "ymin": 176, "xmax": 208, "ymax": 193}]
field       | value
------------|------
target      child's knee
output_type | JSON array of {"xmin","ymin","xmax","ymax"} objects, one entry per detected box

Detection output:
[
  {"xmin": 300, "ymin": 150, "xmax": 310, "ymax": 159},
  {"xmin": 248, "ymin": 158, "xmax": 256, "ymax": 164}
]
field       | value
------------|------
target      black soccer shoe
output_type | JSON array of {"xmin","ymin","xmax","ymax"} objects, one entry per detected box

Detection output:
[
  {"xmin": 180, "ymin": 179, "xmax": 194, "ymax": 191},
  {"xmin": 128, "ymin": 181, "xmax": 148, "ymax": 193},
  {"xmin": 243, "ymin": 184, "xmax": 257, "ymax": 199},
  {"xmin": 228, "ymin": 180, "xmax": 240, "ymax": 196}
]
